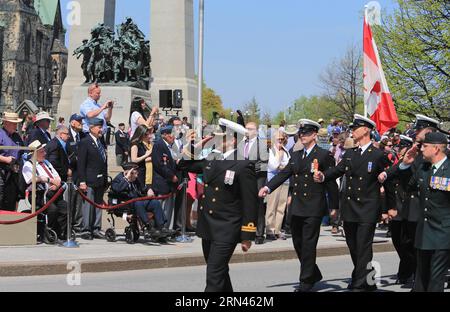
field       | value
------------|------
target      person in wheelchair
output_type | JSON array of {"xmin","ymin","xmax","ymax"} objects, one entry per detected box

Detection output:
[
  {"xmin": 110, "ymin": 162, "xmax": 171, "ymax": 238},
  {"xmin": 21, "ymin": 141, "xmax": 67, "ymax": 243}
]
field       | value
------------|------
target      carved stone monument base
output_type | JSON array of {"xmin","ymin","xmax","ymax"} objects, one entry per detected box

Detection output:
[{"xmin": 72, "ymin": 85, "xmax": 152, "ymax": 128}]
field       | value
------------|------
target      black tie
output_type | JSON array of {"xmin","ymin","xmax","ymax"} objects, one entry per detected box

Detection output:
[
  {"xmin": 432, "ymin": 165, "xmax": 437, "ymax": 175},
  {"xmin": 303, "ymin": 150, "xmax": 307, "ymax": 159},
  {"xmin": 76, "ymin": 133, "xmax": 80, "ymax": 143},
  {"xmin": 357, "ymin": 148, "xmax": 362, "ymax": 155}
]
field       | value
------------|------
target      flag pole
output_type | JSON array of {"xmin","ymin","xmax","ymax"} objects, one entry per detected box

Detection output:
[
  {"xmin": 197, "ymin": 0, "xmax": 205, "ymax": 137},
  {"xmin": 364, "ymin": 5, "xmax": 369, "ymax": 118}
]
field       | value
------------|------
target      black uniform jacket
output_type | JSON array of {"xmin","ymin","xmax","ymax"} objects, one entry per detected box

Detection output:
[
  {"xmin": 323, "ymin": 144, "xmax": 395, "ymax": 223},
  {"xmin": 45, "ymin": 138, "xmax": 70, "ymax": 182},
  {"xmin": 179, "ymin": 154, "xmax": 258, "ymax": 244},
  {"xmin": 77, "ymin": 135, "xmax": 108, "ymax": 188},
  {"xmin": 266, "ymin": 145, "xmax": 339, "ymax": 217}
]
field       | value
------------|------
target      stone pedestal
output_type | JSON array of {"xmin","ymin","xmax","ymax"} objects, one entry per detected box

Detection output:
[
  {"xmin": 0, "ymin": 212, "xmax": 36, "ymax": 246},
  {"xmin": 72, "ymin": 85, "xmax": 152, "ymax": 128},
  {"xmin": 150, "ymin": 0, "xmax": 198, "ymax": 121}
]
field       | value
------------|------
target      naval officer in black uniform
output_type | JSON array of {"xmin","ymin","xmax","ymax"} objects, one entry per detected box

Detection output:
[
  {"xmin": 388, "ymin": 135, "xmax": 416, "ymax": 284},
  {"xmin": 398, "ymin": 132, "xmax": 450, "ymax": 292},
  {"xmin": 314, "ymin": 114, "xmax": 395, "ymax": 291},
  {"xmin": 179, "ymin": 119, "xmax": 258, "ymax": 292},
  {"xmin": 259, "ymin": 119, "xmax": 339, "ymax": 292}
]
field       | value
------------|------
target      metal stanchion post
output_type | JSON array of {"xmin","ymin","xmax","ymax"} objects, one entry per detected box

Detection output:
[
  {"xmin": 63, "ymin": 178, "xmax": 79, "ymax": 248},
  {"xmin": 176, "ymin": 178, "xmax": 193, "ymax": 243}
]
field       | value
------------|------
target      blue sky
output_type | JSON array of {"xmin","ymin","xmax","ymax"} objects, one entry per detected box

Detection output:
[{"xmin": 60, "ymin": 0, "xmax": 396, "ymax": 116}]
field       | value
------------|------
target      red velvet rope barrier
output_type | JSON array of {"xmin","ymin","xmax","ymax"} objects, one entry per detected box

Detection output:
[
  {"xmin": 76, "ymin": 188, "xmax": 173, "ymax": 210},
  {"xmin": 0, "ymin": 187, "xmax": 65, "ymax": 225}
]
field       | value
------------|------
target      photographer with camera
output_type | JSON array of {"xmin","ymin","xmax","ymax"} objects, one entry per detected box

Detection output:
[
  {"xmin": 0, "ymin": 112, "xmax": 25, "ymax": 211},
  {"xmin": 80, "ymin": 83, "xmax": 114, "ymax": 139}
]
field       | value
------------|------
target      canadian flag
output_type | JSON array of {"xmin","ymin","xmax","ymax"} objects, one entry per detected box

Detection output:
[{"xmin": 363, "ymin": 4, "xmax": 398, "ymax": 135}]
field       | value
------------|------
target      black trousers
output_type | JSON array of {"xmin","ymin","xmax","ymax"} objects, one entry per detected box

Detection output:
[
  {"xmin": 414, "ymin": 249, "xmax": 450, "ymax": 292},
  {"xmin": 255, "ymin": 176, "xmax": 267, "ymax": 238},
  {"xmin": 0, "ymin": 170, "xmax": 20, "ymax": 211},
  {"xmin": 390, "ymin": 220, "xmax": 416, "ymax": 280},
  {"xmin": 291, "ymin": 216, "xmax": 323, "ymax": 284},
  {"xmin": 202, "ymin": 239, "xmax": 237, "ymax": 292},
  {"xmin": 343, "ymin": 222, "xmax": 377, "ymax": 288}
]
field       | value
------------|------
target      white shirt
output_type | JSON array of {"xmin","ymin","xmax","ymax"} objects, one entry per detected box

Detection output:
[
  {"xmin": 130, "ymin": 111, "xmax": 143, "ymax": 137},
  {"xmin": 359, "ymin": 141, "xmax": 372, "ymax": 154},
  {"xmin": 302, "ymin": 144, "xmax": 316, "ymax": 158},
  {"xmin": 432, "ymin": 156, "xmax": 448, "ymax": 174},
  {"xmin": 70, "ymin": 127, "xmax": 79, "ymax": 142},
  {"xmin": 22, "ymin": 160, "xmax": 61, "ymax": 192},
  {"xmin": 268, "ymin": 146, "xmax": 291, "ymax": 183},
  {"xmin": 89, "ymin": 133, "xmax": 99, "ymax": 146}
]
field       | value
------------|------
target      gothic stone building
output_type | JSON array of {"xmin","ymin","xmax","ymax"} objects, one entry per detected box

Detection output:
[{"xmin": 0, "ymin": 0, "xmax": 67, "ymax": 115}]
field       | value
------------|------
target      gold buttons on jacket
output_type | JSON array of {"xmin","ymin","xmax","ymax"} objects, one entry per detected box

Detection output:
[
  {"xmin": 209, "ymin": 210, "xmax": 213, "ymax": 215},
  {"xmin": 359, "ymin": 177, "xmax": 363, "ymax": 181},
  {"xmin": 215, "ymin": 187, "xmax": 219, "ymax": 191},
  {"xmin": 304, "ymin": 184, "xmax": 308, "ymax": 187},
  {"xmin": 202, "ymin": 195, "xmax": 206, "ymax": 199},
  {"xmin": 205, "ymin": 184, "xmax": 209, "ymax": 187},
  {"xmin": 347, "ymin": 197, "xmax": 351, "ymax": 200},
  {"xmin": 294, "ymin": 183, "xmax": 298, "ymax": 187},
  {"xmin": 212, "ymin": 198, "xmax": 216, "ymax": 203},
  {"xmin": 304, "ymin": 193, "xmax": 307, "ymax": 197},
  {"xmin": 348, "ymin": 187, "xmax": 352, "ymax": 190},
  {"xmin": 200, "ymin": 206, "xmax": 203, "ymax": 211},
  {"xmin": 305, "ymin": 174, "xmax": 308, "ymax": 178},
  {"xmin": 295, "ymin": 174, "xmax": 299, "ymax": 178},
  {"xmin": 294, "ymin": 192, "xmax": 297, "ymax": 196}
]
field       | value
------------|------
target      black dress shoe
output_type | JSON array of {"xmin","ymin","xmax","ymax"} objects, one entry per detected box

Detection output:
[
  {"xmin": 255, "ymin": 237, "xmax": 265, "ymax": 245},
  {"xmin": 265, "ymin": 234, "xmax": 277, "ymax": 241},
  {"xmin": 80, "ymin": 232, "xmax": 93, "ymax": 240},
  {"xmin": 93, "ymin": 231, "xmax": 105, "ymax": 239},
  {"xmin": 294, "ymin": 283, "xmax": 314, "ymax": 292}
]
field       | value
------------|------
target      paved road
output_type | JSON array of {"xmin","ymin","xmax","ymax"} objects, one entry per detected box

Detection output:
[{"xmin": 4, "ymin": 252, "xmax": 447, "ymax": 292}]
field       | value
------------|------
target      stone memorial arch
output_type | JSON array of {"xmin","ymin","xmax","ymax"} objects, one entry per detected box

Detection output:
[{"xmin": 59, "ymin": 0, "xmax": 198, "ymax": 125}]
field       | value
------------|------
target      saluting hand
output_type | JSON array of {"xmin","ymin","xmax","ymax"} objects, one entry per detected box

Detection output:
[
  {"xmin": 241, "ymin": 240, "xmax": 252, "ymax": 252},
  {"xmin": 402, "ymin": 145, "xmax": 418, "ymax": 166}
]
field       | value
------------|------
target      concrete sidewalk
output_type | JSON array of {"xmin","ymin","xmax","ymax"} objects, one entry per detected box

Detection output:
[{"xmin": 0, "ymin": 226, "xmax": 394, "ymax": 277}]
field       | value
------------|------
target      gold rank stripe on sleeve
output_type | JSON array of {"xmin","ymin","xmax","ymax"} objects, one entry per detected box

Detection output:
[{"xmin": 241, "ymin": 223, "xmax": 257, "ymax": 233}]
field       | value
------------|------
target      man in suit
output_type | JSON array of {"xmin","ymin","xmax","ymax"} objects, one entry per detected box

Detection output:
[
  {"xmin": 314, "ymin": 114, "xmax": 395, "ymax": 291},
  {"xmin": 78, "ymin": 118, "xmax": 108, "ymax": 240},
  {"xmin": 238, "ymin": 122, "xmax": 268, "ymax": 245},
  {"xmin": 398, "ymin": 132, "xmax": 450, "ymax": 292},
  {"xmin": 115, "ymin": 123, "xmax": 130, "ymax": 166},
  {"xmin": 152, "ymin": 125, "xmax": 179, "ymax": 229},
  {"xmin": 67, "ymin": 114, "xmax": 86, "ymax": 232},
  {"xmin": 179, "ymin": 120, "xmax": 258, "ymax": 292},
  {"xmin": 260, "ymin": 119, "xmax": 339, "ymax": 292},
  {"xmin": 45, "ymin": 126, "xmax": 70, "ymax": 182},
  {"xmin": 26, "ymin": 111, "xmax": 53, "ymax": 145},
  {"xmin": 378, "ymin": 114, "xmax": 444, "ymax": 285}
]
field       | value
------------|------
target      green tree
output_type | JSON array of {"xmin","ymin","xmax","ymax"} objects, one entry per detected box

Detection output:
[
  {"xmin": 201, "ymin": 82, "xmax": 228, "ymax": 123},
  {"xmin": 286, "ymin": 95, "xmax": 340, "ymax": 124},
  {"xmin": 373, "ymin": 0, "xmax": 450, "ymax": 121},
  {"xmin": 241, "ymin": 96, "xmax": 261, "ymax": 124}
]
